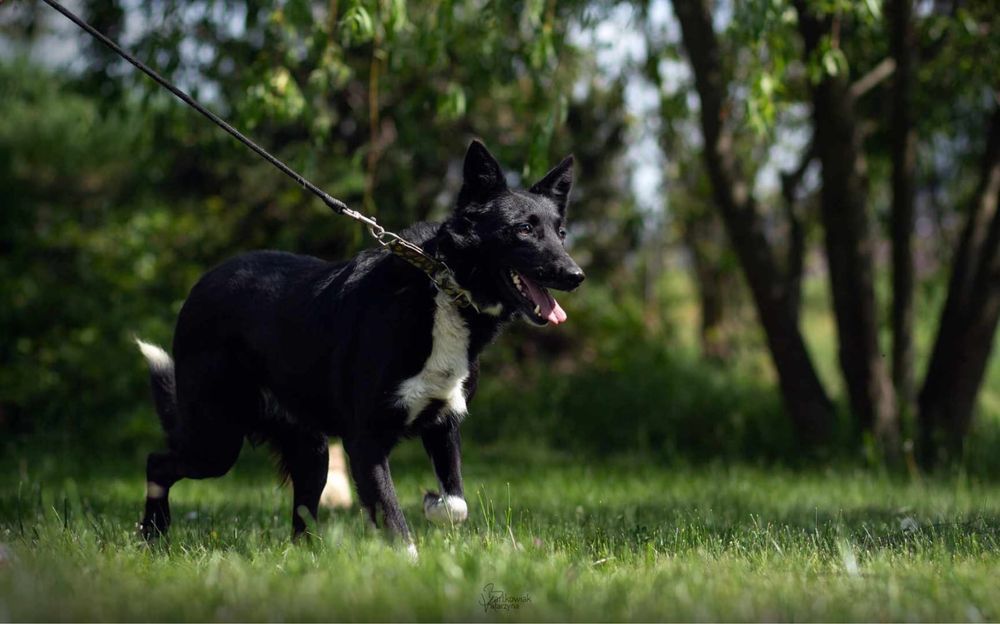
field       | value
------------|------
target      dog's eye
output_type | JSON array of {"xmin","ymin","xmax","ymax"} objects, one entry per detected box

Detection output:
[
  {"xmin": 516, "ymin": 223, "xmax": 533, "ymax": 235},
  {"xmin": 558, "ymin": 227, "xmax": 567, "ymax": 240}
]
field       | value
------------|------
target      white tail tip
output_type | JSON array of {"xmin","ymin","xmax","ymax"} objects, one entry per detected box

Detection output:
[{"xmin": 134, "ymin": 337, "xmax": 173, "ymax": 373}]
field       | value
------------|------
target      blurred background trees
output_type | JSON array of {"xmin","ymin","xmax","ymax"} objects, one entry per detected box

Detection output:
[{"xmin": 1, "ymin": 0, "xmax": 997, "ymax": 473}]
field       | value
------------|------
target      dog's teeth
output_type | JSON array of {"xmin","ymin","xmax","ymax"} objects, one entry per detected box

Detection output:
[
  {"xmin": 511, "ymin": 272, "xmax": 529, "ymax": 297},
  {"xmin": 533, "ymin": 304, "xmax": 540, "ymax": 315}
]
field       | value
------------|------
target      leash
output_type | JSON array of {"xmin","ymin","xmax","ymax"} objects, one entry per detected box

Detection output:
[{"xmin": 37, "ymin": 0, "xmax": 476, "ymax": 310}]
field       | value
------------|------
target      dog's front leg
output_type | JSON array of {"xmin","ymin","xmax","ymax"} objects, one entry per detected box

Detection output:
[
  {"xmin": 344, "ymin": 437, "xmax": 415, "ymax": 557},
  {"xmin": 420, "ymin": 421, "xmax": 469, "ymax": 525}
]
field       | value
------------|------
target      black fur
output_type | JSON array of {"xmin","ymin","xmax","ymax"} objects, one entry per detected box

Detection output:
[{"xmin": 137, "ymin": 141, "xmax": 584, "ymax": 544}]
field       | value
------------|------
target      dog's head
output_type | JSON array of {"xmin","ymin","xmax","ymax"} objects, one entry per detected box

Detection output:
[{"xmin": 440, "ymin": 140, "xmax": 585, "ymax": 326}]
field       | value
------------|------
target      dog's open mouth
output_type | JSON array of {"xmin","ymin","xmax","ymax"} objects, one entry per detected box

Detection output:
[{"xmin": 506, "ymin": 270, "xmax": 568, "ymax": 325}]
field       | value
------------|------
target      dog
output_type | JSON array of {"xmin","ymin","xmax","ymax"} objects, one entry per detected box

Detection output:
[{"xmin": 135, "ymin": 140, "xmax": 584, "ymax": 555}]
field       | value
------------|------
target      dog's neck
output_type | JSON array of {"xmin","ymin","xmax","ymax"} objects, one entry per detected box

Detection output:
[
  {"xmin": 416, "ymin": 222, "xmax": 502, "ymax": 316},
  {"xmin": 414, "ymin": 223, "xmax": 510, "ymax": 353}
]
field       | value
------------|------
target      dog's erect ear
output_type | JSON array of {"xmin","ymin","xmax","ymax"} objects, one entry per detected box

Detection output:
[
  {"xmin": 457, "ymin": 140, "xmax": 507, "ymax": 208},
  {"xmin": 529, "ymin": 155, "xmax": 574, "ymax": 215}
]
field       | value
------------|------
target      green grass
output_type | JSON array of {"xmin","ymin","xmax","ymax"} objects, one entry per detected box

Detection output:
[
  {"xmin": 2, "ymin": 445, "xmax": 1000, "ymax": 621},
  {"xmin": 3, "ymin": 273, "xmax": 999, "ymax": 620}
]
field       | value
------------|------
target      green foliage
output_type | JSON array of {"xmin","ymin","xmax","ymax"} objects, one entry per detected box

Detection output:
[
  {"xmin": 1, "ymin": 0, "xmax": 998, "ymax": 472},
  {"xmin": 243, "ymin": 67, "xmax": 308, "ymax": 128},
  {"xmin": 0, "ymin": 61, "xmax": 155, "ymax": 443},
  {"xmin": 730, "ymin": 0, "xmax": 799, "ymax": 135},
  {"xmin": 472, "ymin": 335, "xmax": 793, "ymax": 461},
  {"xmin": 340, "ymin": 3, "xmax": 376, "ymax": 46}
]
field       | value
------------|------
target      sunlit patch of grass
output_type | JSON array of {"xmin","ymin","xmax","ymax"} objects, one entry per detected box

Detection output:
[{"xmin": 2, "ymin": 449, "xmax": 1000, "ymax": 621}]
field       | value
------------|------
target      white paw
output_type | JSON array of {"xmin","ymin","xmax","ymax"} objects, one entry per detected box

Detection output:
[
  {"xmin": 405, "ymin": 542, "xmax": 419, "ymax": 562},
  {"xmin": 423, "ymin": 493, "xmax": 468, "ymax": 525}
]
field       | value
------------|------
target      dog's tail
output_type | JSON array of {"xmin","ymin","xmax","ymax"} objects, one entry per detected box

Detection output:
[{"xmin": 134, "ymin": 337, "xmax": 178, "ymax": 435}]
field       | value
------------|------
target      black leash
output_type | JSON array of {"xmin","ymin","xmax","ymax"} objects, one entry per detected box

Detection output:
[{"xmin": 38, "ymin": 0, "xmax": 476, "ymax": 310}]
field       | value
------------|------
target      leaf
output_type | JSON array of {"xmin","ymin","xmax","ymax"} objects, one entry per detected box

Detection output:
[
  {"xmin": 822, "ymin": 51, "xmax": 837, "ymax": 76},
  {"xmin": 388, "ymin": 0, "xmax": 409, "ymax": 35},
  {"xmin": 862, "ymin": 0, "xmax": 881, "ymax": 20},
  {"xmin": 521, "ymin": 0, "xmax": 545, "ymax": 30},
  {"xmin": 436, "ymin": 83, "xmax": 466, "ymax": 121},
  {"xmin": 340, "ymin": 4, "xmax": 375, "ymax": 46}
]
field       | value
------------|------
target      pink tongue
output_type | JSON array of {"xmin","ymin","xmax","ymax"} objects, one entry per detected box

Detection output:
[{"xmin": 520, "ymin": 274, "xmax": 568, "ymax": 325}]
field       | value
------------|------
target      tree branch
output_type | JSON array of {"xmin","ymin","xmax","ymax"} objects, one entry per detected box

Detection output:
[{"xmin": 849, "ymin": 57, "xmax": 896, "ymax": 100}]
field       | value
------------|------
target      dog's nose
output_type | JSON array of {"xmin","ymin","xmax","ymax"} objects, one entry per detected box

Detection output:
[{"xmin": 565, "ymin": 268, "xmax": 585, "ymax": 289}]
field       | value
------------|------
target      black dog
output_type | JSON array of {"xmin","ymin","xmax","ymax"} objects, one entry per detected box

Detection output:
[{"xmin": 135, "ymin": 141, "xmax": 584, "ymax": 555}]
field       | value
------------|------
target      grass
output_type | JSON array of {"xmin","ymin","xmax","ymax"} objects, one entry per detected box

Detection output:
[
  {"xmin": 2, "ymin": 445, "xmax": 1000, "ymax": 621},
  {"xmin": 3, "ymin": 274, "xmax": 998, "ymax": 621}
]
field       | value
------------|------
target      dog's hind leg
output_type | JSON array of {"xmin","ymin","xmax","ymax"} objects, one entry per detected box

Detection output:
[
  {"xmin": 140, "ymin": 393, "xmax": 248, "ymax": 540},
  {"xmin": 344, "ymin": 437, "xmax": 414, "ymax": 555},
  {"xmin": 140, "ymin": 450, "xmax": 179, "ymax": 539},
  {"xmin": 270, "ymin": 428, "xmax": 329, "ymax": 538},
  {"xmin": 140, "ymin": 427, "xmax": 244, "ymax": 540}
]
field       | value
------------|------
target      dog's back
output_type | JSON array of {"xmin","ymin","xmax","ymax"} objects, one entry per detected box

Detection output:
[{"xmin": 175, "ymin": 250, "xmax": 335, "ymax": 359}]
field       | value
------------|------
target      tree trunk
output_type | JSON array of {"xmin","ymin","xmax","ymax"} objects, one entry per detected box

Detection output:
[
  {"xmin": 888, "ymin": 0, "xmax": 917, "ymax": 417},
  {"xmin": 681, "ymin": 210, "xmax": 733, "ymax": 361},
  {"xmin": 919, "ymin": 104, "xmax": 1000, "ymax": 466},
  {"xmin": 671, "ymin": 0, "xmax": 833, "ymax": 444},
  {"xmin": 780, "ymin": 139, "xmax": 816, "ymax": 322},
  {"xmin": 795, "ymin": 3, "xmax": 899, "ymax": 455}
]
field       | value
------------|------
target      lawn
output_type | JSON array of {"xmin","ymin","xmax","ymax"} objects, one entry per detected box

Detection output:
[{"xmin": 1, "ymin": 444, "xmax": 998, "ymax": 621}]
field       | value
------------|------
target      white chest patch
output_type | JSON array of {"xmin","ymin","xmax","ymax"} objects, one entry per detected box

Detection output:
[{"xmin": 396, "ymin": 292, "xmax": 470, "ymax": 424}]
